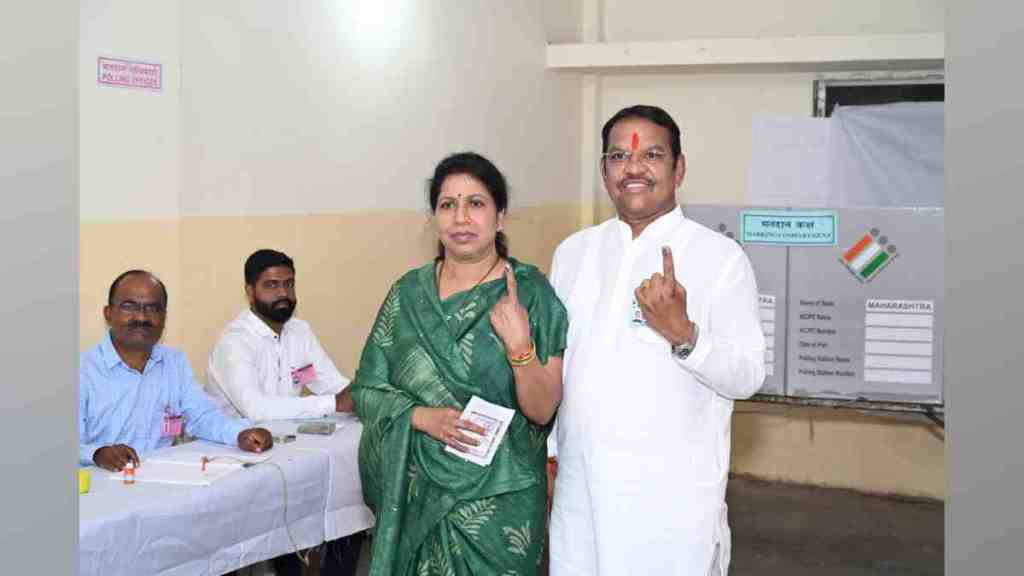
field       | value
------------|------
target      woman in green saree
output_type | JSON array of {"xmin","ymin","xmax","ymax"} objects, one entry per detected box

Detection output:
[{"xmin": 352, "ymin": 152, "xmax": 568, "ymax": 575}]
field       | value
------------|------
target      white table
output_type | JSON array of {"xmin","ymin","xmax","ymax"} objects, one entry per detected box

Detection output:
[
  {"xmin": 79, "ymin": 414, "xmax": 374, "ymax": 576},
  {"xmin": 257, "ymin": 414, "xmax": 375, "ymax": 542}
]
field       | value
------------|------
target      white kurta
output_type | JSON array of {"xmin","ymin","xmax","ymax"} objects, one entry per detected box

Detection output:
[
  {"xmin": 206, "ymin": 310, "xmax": 350, "ymax": 420},
  {"xmin": 548, "ymin": 207, "xmax": 765, "ymax": 576}
]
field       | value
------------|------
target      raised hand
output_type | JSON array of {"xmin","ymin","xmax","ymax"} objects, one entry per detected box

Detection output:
[
  {"xmin": 489, "ymin": 265, "xmax": 532, "ymax": 357},
  {"xmin": 634, "ymin": 246, "xmax": 694, "ymax": 346}
]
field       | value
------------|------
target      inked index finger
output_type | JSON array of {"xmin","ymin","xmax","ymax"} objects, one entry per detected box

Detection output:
[
  {"xmin": 661, "ymin": 246, "xmax": 676, "ymax": 282},
  {"xmin": 504, "ymin": 265, "xmax": 519, "ymax": 303}
]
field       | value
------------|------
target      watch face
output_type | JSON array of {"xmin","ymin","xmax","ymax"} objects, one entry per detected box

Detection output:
[
  {"xmin": 672, "ymin": 343, "xmax": 693, "ymax": 359},
  {"xmin": 672, "ymin": 324, "xmax": 698, "ymax": 359}
]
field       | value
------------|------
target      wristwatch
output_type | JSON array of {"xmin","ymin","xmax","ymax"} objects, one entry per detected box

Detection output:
[{"xmin": 671, "ymin": 322, "xmax": 699, "ymax": 360}]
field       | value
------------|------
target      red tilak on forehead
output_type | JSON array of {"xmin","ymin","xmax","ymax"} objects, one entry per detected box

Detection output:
[{"xmin": 631, "ymin": 131, "xmax": 639, "ymax": 151}]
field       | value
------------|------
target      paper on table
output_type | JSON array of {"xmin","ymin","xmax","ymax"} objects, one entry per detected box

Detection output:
[
  {"xmin": 105, "ymin": 442, "xmax": 271, "ymax": 486},
  {"xmin": 106, "ymin": 460, "xmax": 240, "ymax": 486},
  {"xmin": 146, "ymin": 447, "xmax": 268, "ymax": 467},
  {"xmin": 444, "ymin": 395, "xmax": 516, "ymax": 467}
]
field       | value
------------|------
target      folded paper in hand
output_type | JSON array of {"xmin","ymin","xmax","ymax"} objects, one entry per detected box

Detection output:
[{"xmin": 444, "ymin": 395, "xmax": 515, "ymax": 467}]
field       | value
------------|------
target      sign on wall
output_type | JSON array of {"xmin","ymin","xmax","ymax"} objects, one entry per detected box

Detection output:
[
  {"xmin": 97, "ymin": 57, "xmax": 161, "ymax": 91},
  {"xmin": 684, "ymin": 204, "xmax": 944, "ymax": 404}
]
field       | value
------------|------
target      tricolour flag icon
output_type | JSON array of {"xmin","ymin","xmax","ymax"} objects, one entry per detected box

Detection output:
[{"xmin": 841, "ymin": 228, "xmax": 898, "ymax": 282}]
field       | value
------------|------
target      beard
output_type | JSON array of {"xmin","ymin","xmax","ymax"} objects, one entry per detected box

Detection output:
[{"xmin": 254, "ymin": 296, "xmax": 296, "ymax": 324}]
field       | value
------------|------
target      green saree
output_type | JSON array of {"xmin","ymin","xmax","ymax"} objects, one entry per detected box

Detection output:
[{"xmin": 352, "ymin": 258, "xmax": 568, "ymax": 576}]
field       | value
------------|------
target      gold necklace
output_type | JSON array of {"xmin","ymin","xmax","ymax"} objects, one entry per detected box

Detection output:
[{"xmin": 438, "ymin": 255, "xmax": 503, "ymax": 296}]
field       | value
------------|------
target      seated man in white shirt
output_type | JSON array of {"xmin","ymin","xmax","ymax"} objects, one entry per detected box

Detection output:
[
  {"xmin": 207, "ymin": 249, "xmax": 361, "ymax": 576},
  {"xmin": 207, "ymin": 249, "xmax": 353, "ymax": 419}
]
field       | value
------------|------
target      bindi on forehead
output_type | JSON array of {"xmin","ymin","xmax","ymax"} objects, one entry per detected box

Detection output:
[{"xmin": 631, "ymin": 131, "xmax": 639, "ymax": 151}]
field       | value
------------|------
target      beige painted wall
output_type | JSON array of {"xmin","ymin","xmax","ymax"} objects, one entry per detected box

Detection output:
[
  {"xmin": 80, "ymin": 220, "xmax": 183, "ymax": 349},
  {"xmin": 81, "ymin": 205, "xmax": 578, "ymax": 385},
  {"xmin": 733, "ymin": 404, "xmax": 944, "ymax": 498},
  {"xmin": 177, "ymin": 206, "xmax": 579, "ymax": 380}
]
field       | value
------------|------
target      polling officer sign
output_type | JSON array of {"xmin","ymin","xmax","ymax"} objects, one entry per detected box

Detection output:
[{"xmin": 97, "ymin": 56, "xmax": 162, "ymax": 91}]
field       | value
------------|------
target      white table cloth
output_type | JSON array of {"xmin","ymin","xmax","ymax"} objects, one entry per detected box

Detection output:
[
  {"xmin": 79, "ymin": 414, "xmax": 374, "ymax": 576},
  {"xmin": 258, "ymin": 413, "xmax": 375, "ymax": 541}
]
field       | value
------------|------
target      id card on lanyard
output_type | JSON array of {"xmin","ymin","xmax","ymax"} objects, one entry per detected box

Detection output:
[
  {"xmin": 291, "ymin": 363, "xmax": 316, "ymax": 393},
  {"xmin": 162, "ymin": 404, "xmax": 183, "ymax": 438},
  {"xmin": 630, "ymin": 297, "xmax": 647, "ymax": 327}
]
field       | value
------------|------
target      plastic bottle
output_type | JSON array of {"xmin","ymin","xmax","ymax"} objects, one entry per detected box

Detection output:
[{"xmin": 123, "ymin": 460, "xmax": 136, "ymax": 485}]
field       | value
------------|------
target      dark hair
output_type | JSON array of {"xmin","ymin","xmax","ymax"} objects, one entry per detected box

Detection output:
[
  {"xmin": 427, "ymin": 152, "xmax": 509, "ymax": 261},
  {"xmin": 244, "ymin": 249, "xmax": 295, "ymax": 286},
  {"xmin": 601, "ymin": 104, "xmax": 683, "ymax": 161},
  {"xmin": 108, "ymin": 270, "xmax": 168, "ymax": 306}
]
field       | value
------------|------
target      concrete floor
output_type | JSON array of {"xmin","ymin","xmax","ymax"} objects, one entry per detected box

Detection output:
[
  {"xmin": 352, "ymin": 475, "xmax": 944, "ymax": 575},
  {"xmin": 726, "ymin": 476, "xmax": 943, "ymax": 575}
]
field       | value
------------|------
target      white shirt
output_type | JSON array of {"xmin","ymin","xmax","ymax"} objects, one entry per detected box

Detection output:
[
  {"xmin": 548, "ymin": 206, "xmax": 765, "ymax": 576},
  {"xmin": 206, "ymin": 310, "xmax": 350, "ymax": 421}
]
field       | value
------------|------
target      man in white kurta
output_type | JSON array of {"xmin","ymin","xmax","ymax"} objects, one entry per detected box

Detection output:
[
  {"xmin": 206, "ymin": 249, "xmax": 352, "ymax": 420},
  {"xmin": 548, "ymin": 105, "xmax": 765, "ymax": 576}
]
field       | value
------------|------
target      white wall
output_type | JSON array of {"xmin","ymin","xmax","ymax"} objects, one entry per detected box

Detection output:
[
  {"xmin": 602, "ymin": 0, "xmax": 944, "ymax": 42},
  {"xmin": 79, "ymin": 0, "xmax": 584, "ymax": 219},
  {"xmin": 589, "ymin": 0, "xmax": 944, "ymax": 207},
  {"xmin": 80, "ymin": 0, "xmax": 182, "ymax": 221},
  {"xmin": 179, "ymin": 0, "xmax": 583, "ymax": 216},
  {"xmin": 600, "ymin": 73, "xmax": 813, "ymax": 205}
]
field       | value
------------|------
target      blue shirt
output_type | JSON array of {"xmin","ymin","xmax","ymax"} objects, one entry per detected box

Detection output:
[{"xmin": 79, "ymin": 332, "xmax": 249, "ymax": 465}]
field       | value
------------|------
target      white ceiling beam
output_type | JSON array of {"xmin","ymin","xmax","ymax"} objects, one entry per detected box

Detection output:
[{"xmin": 547, "ymin": 34, "xmax": 943, "ymax": 71}]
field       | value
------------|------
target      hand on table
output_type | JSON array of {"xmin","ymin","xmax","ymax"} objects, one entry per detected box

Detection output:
[
  {"xmin": 489, "ymin": 266, "xmax": 532, "ymax": 358},
  {"xmin": 93, "ymin": 444, "xmax": 140, "ymax": 472},
  {"xmin": 412, "ymin": 406, "xmax": 486, "ymax": 453},
  {"xmin": 237, "ymin": 427, "xmax": 273, "ymax": 453},
  {"xmin": 635, "ymin": 246, "xmax": 695, "ymax": 347}
]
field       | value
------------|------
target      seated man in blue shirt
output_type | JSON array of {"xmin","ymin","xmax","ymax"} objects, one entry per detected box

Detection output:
[{"xmin": 80, "ymin": 269, "xmax": 272, "ymax": 471}]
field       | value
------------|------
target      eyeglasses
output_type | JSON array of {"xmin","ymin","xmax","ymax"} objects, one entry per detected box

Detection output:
[
  {"xmin": 601, "ymin": 148, "xmax": 669, "ymax": 171},
  {"xmin": 116, "ymin": 300, "xmax": 166, "ymax": 316}
]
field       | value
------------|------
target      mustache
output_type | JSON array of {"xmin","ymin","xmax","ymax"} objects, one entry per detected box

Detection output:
[
  {"xmin": 272, "ymin": 298, "xmax": 294, "ymax": 307},
  {"xmin": 128, "ymin": 321, "xmax": 154, "ymax": 330}
]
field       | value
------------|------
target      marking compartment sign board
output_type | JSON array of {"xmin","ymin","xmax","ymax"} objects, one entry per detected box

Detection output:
[{"xmin": 741, "ymin": 210, "xmax": 838, "ymax": 246}]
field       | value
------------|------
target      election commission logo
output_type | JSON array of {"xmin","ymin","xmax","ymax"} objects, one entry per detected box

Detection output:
[{"xmin": 840, "ymin": 228, "xmax": 898, "ymax": 283}]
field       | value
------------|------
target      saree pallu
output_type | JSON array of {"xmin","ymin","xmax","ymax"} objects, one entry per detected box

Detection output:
[{"xmin": 353, "ymin": 259, "xmax": 568, "ymax": 576}]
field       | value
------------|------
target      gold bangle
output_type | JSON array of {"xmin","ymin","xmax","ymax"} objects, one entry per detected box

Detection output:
[{"xmin": 508, "ymin": 342, "xmax": 536, "ymax": 366}]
